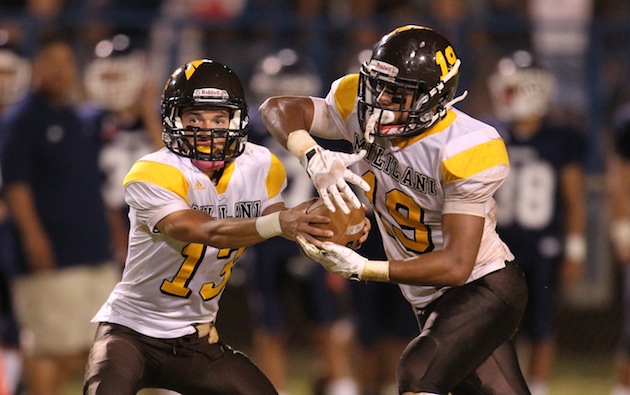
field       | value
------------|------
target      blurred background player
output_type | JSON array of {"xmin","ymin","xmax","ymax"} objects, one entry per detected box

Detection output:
[
  {"xmin": 84, "ymin": 32, "xmax": 163, "ymax": 263},
  {"xmin": 0, "ymin": 31, "xmax": 31, "ymax": 395},
  {"xmin": 608, "ymin": 102, "xmax": 630, "ymax": 395},
  {"xmin": 0, "ymin": 32, "xmax": 120, "ymax": 395},
  {"xmin": 246, "ymin": 48, "xmax": 358, "ymax": 395},
  {"xmin": 487, "ymin": 50, "xmax": 587, "ymax": 395}
]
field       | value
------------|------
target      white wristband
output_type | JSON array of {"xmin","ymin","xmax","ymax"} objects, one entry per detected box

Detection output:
[
  {"xmin": 611, "ymin": 219, "xmax": 630, "ymax": 250},
  {"xmin": 565, "ymin": 234, "xmax": 587, "ymax": 264},
  {"xmin": 286, "ymin": 129, "xmax": 318, "ymax": 159},
  {"xmin": 360, "ymin": 260, "xmax": 390, "ymax": 282},
  {"xmin": 255, "ymin": 212, "xmax": 282, "ymax": 239}
]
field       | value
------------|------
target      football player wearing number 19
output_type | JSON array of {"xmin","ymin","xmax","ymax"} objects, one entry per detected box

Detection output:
[
  {"xmin": 259, "ymin": 25, "xmax": 531, "ymax": 395},
  {"xmin": 83, "ymin": 59, "xmax": 336, "ymax": 395}
]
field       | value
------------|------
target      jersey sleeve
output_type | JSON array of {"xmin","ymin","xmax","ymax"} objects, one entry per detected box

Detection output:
[
  {"xmin": 262, "ymin": 152, "xmax": 287, "ymax": 210},
  {"xmin": 441, "ymin": 129, "xmax": 510, "ymax": 217},
  {"xmin": 320, "ymin": 74, "xmax": 361, "ymax": 141},
  {"xmin": 124, "ymin": 160, "xmax": 191, "ymax": 233}
]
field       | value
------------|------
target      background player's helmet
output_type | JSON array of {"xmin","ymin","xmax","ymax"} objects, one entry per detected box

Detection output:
[
  {"xmin": 84, "ymin": 34, "xmax": 146, "ymax": 111},
  {"xmin": 249, "ymin": 48, "xmax": 322, "ymax": 103},
  {"xmin": 161, "ymin": 59, "xmax": 249, "ymax": 162},
  {"xmin": 0, "ymin": 39, "xmax": 31, "ymax": 107},
  {"xmin": 358, "ymin": 25, "xmax": 464, "ymax": 139},
  {"xmin": 487, "ymin": 50, "xmax": 556, "ymax": 122}
]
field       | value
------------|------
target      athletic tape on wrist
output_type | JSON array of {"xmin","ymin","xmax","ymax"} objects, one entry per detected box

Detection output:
[
  {"xmin": 565, "ymin": 234, "xmax": 586, "ymax": 264},
  {"xmin": 360, "ymin": 260, "xmax": 390, "ymax": 282},
  {"xmin": 611, "ymin": 219, "xmax": 630, "ymax": 249},
  {"xmin": 286, "ymin": 129, "xmax": 318, "ymax": 159},
  {"xmin": 255, "ymin": 212, "xmax": 283, "ymax": 239}
]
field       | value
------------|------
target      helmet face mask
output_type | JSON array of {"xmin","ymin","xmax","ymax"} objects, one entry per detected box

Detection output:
[
  {"xmin": 487, "ymin": 50, "xmax": 556, "ymax": 123},
  {"xmin": 358, "ymin": 25, "xmax": 463, "ymax": 140},
  {"xmin": 84, "ymin": 34, "xmax": 146, "ymax": 111},
  {"xmin": 161, "ymin": 60, "xmax": 249, "ymax": 162}
]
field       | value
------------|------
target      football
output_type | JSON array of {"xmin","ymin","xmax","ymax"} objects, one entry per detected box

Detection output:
[{"xmin": 306, "ymin": 197, "xmax": 366, "ymax": 249}]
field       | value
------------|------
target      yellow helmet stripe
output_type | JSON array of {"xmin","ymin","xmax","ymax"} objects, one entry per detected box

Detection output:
[{"xmin": 185, "ymin": 60, "xmax": 204, "ymax": 80}]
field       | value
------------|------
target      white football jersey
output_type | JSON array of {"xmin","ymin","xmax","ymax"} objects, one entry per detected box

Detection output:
[
  {"xmin": 92, "ymin": 144, "xmax": 287, "ymax": 338},
  {"xmin": 322, "ymin": 74, "xmax": 514, "ymax": 308}
]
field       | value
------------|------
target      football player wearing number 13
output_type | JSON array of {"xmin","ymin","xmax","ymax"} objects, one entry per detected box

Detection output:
[
  {"xmin": 83, "ymin": 59, "xmax": 337, "ymax": 395},
  {"xmin": 260, "ymin": 25, "xmax": 531, "ymax": 395}
]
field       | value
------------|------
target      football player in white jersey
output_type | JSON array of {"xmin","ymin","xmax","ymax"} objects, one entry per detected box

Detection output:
[
  {"xmin": 259, "ymin": 25, "xmax": 531, "ymax": 395},
  {"xmin": 83, "ymin": 59, "xmax": 338, "ymax": 395}
]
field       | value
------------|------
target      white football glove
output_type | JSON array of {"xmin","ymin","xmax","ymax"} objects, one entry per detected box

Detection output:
[
  {"xmin": 297, "ymin": 236, "xmax": 366, "ymax": 280},
  {"xmin": 300, "ymin": 145, "xmax": 370, "ymax": 214}
]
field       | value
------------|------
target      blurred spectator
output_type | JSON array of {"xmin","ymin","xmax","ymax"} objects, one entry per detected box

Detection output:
[
  {"xmin": 0, "ymin": 32, "xmax": 120, "ymax": 395},
  {"xmin": 488, "ymin": 50, "xmax": 587, "ymax": 395},
  {"xmin": 0, "ymin": 33, "xmax": 31, "ymax": 395},
  {"xmin": 608, "ymin": 103, "xmax": 630, "ymax": 395},
  {"xmin": 84, "ymin": 32, "xmax": 163, "ymax": 263},
  {"xmin": 247, "ymin": 48, "xmax": 358, "ymax": 395}
]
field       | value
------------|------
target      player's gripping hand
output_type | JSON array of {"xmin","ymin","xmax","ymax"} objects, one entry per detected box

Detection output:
[
  {"xmin": 297, "ymin": 235, "xmax": 366, "ymax": 280},
  {"xmin": 287, "ymin": 130, "xmax": 370, "ymax": 214},
  {"xmin": 302, "ymin": 146, "xmax": 369, "ymax": 214}
]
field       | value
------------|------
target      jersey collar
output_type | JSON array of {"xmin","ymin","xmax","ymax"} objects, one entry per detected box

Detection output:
[{"xmin": 390, "ymin": 110, "xmax": 457, "ymax": 149}]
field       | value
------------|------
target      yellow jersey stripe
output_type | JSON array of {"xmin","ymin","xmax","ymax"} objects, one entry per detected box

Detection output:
[
  {"xmin": 123, "ymin": 160, "xmax": 191, "ymax": 204},
  {"xmin": 334, "ymin": 74, "xmax": 360, "ymax": 121},
  {"xmin": 392, "ymin": 110, "xmax": 457, "ymax": 149},
  {"xmin": 266, "ymin": 154, "xmax": 286, "ymax": 199},
  {"xmin": 442, "ymin": 139, "xmax": 509, "ymax": 183},
  {"xmin": 216, "ymin": 161, "xmax": 235, "ymax": 194}
]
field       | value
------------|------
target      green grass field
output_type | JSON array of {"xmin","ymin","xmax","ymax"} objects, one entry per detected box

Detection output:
[{"xmin": 65, "ymin": 349, "xmax": 616, "ymax": 394}]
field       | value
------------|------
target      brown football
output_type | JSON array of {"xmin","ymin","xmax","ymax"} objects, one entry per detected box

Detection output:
[{"xmin": 306, "ymin": 197, "xmax": 366, "ymax": 249}]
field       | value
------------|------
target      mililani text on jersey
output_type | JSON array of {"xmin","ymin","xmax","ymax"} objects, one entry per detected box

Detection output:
[
  {"xmin": 191, "ymin": 200, "xmax": 262, "ymax": 219},
  {"xmin": 354, "ymin": 133, "xmax": 437, "ymax": 196}
]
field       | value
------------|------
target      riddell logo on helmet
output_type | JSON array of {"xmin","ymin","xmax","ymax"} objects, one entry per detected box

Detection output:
[
  {"xmin": 194, "ymin": 88, "xmax": 229, "ymax": 100},
  {"xmin": 369, "ymin": 60, "xmax": 399, "ymax": 76}
]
